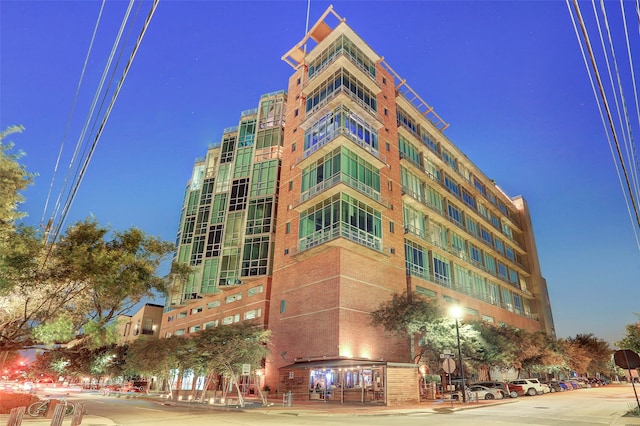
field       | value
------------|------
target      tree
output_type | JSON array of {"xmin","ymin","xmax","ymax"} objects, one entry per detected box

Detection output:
[
  {"xmin": 616, "ymin": 315, "xmax": 640, "ymax": 354},
  {"xmin": 126, "ymin": 336, "xmax": 192, "ymax": 394},
  {"xmin": 192, "ymin": 323, "xmax": 271, "ymax": 407},
  {"xmin": 522, "ymin": 331, "xmax": 565, "ymax": 378},
  {"xmin": 0, "ymin": 125, "xmax": 33, "ymax": 242},
  {"xmin": 370, "ymin": 291, "xmax": 442, "ymax": 363},
  {"xmin": 561, "ymin": 334, "xmax": 612, "ymax": 377},
  {"xmin": 0, "ymin": 217, "xmax": 175, "ymax": 352},
  {"xmin": 468, "ymin": 321, "xmax": 518, "ymax": 380}
]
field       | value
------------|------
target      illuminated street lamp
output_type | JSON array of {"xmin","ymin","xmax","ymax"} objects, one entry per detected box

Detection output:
[{"xmin": 449, "ymin": 305, "xmax": 466, "ymax": 403}]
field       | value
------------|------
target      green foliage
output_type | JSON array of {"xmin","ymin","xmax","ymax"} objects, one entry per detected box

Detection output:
[
  {"xmin": 32, "ymin": 315, "xmax": 75, "ymax": 345},
  {"xmin": 0, "ymin": 391, "xmax": 39, "ymax": 414},
  {"xmin": 82, "ymin": 320, "xmax": 119, "ymax": 349},
  {"xmin": 0, "ymin": 217, "xmax": 174, "ymax": 351},
  {"xmin": 371, "ymin": 291, "xmax": 614, "ymax": 379},
  {"xmin": 468, "ymin": 321, "xmax": 517, "ymax": 371},
  {"xmin": 0, "ymin": 125, "xmax": 34, "ymax": 241},
  {"xmin": 126, "ymin": 336, "xmax": 191, "ymax": 382},
  {"xmin": 0, "ymin": 224, "xmax": 42, "ymax": 293},
  {"xmin": 32, "ymin": 344, "xmax": 121, "ymax": 380},
  {"xmin": 616, "ymin": 315, "xmax": 640, "ymax": 354},
  {"xmin": 370, "ymin": 291, "xmax": 442, "ymax": 362},
  {"xmin": 370, "ymin": 291, "xmax": 441, "ymax": 337},
  {"xmin": 192, "ymin": 323, "xmax": 271, "ymax": 377}
]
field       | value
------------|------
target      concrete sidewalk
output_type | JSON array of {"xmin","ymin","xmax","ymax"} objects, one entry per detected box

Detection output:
[{"xmin": 160, "ymin": 394, "xmax": 518, "ymax": 416}]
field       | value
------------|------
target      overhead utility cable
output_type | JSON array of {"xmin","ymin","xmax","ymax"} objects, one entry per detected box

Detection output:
[
  {"xmin": 41, "ymin": 0, "xmax": 106, "ymax": 229},
  {"xmin": 567, "ymin": 0, "xmax": 640, "ymax": 250},
  {"xmin": 596, "ymin": 0, "xmax": 640, "ymax": 203},
  {"xmin": 46, "ymin": 0, "xmax": 160, "ymax": 247},
  {"xmin": 618, "ymin": 0, "xmax": 640, "ymax": 200},
  {"xmin": 568, "ymin": 1, "xmax": 640, "ymax": 251},
  {"xmin": 50, "ymin": 0, "xmax": 160, "ymax": 246},
  {"xmin": 47, "ymin": 0, "xmax": 137, "ymax": 243}
]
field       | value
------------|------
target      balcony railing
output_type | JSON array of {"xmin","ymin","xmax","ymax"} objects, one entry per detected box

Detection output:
[
  {"xmin": 306, "ymin": 85, "xmax": 377, "ymax": 122},
  {"xmin": 406, "ymin": 269, "xmax": 538, "ymax": 322},
  {"xmin": 300, "ymin": 172, "xmax": 384, "ymax": 206},
  {"xmin": 308, "ymin": 48, "xmax": 376, "ymax": 84},
  {"xmin": 301, "ymin": 126, "xmax": 385, "ymax": 165},
  {"xmin": 299, "ymin": 223, "xmax": 382, "ymax": 253}
]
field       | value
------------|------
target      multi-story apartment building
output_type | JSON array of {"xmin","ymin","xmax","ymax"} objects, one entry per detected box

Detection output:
[
  {"xmin": 161, "ymin": 91, "xmax": 286, "ymax": 339},
  {"xmin": 116, "ymin": 303, "xmax": 163, "ymax": 344},
  {"xmin": 160, "ymin": 6, "xmax": 554, "ymax": 405}
]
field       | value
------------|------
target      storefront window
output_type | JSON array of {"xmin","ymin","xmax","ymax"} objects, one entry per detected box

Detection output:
[{"xmin": 308, "ymin": 367, "xmax": 385, "ymax": 402}]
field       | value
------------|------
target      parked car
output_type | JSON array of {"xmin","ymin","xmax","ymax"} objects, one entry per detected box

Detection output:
[
  {"xmin": 543, "ymin": 381, "xmax": 564, "ymax": 392},
  {"xmin": 120, "ymin": 384, "xmax": 144, "ymax": 393},
  {"xmin": 465, "ymin": 384, "xmax": 504, "ymax": 400},
  {"xmin": 103, "ymin": 384, "xmax": 122, "ymax": 391},
  {"xmin": 588, "ymin": 377, "xmax": 607, "ymax": 387},
  {"xmin": 472, "ymin": 381, "xmax": 523, "ymax": 398},
  {"xmin": 509, "ymin": 378, "xmax": 548, "ymax": 396}
]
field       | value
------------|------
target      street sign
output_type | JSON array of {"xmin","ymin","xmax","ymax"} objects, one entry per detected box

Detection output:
[
  {"xmin": 442, "ymin": 358, "xmax": 456, "ymax": 374},
  {"xmin": 614, "ymin": 350, "xmax": 640, "ymax": 369},
  {"xmin": 242, "ymin": 363, "xmax": 251, "ymax": 375}
]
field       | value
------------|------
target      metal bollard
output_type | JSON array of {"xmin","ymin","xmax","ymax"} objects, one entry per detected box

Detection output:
[
  {"xmin": 49, "ymin": 403, "xmax": 65, "ymax": 426},
  {"xmin": 6, "ymin": 406, "xmax": 25, "ymax": 426},
  {"xmin": 71, "ymin": 402, "xmax": 85, "ymax": 426}
]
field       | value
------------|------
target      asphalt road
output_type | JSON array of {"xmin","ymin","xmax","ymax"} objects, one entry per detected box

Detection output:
[{"xmin": 34, "ymin": 384, "xmax": 640, "ymax": 425}]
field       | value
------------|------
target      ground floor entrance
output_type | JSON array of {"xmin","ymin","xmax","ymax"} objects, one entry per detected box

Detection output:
[
  {"xmin": 308, "ymin": 365, "xmax": 385, "ymax": 403},
  {"xmin": 278, "ymin": 359, "xmax": 420, "ymax": 405}
]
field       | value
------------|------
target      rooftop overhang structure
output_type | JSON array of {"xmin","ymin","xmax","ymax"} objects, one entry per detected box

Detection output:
[{"xmin": 282, "ymin": 5, "xmax": 449, "ymax": 132}]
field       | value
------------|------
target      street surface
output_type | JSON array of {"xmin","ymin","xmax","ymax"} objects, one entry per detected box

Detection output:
[{"xmin": 11, "ymin": 383, "xmax": 640, "ymax": 425}]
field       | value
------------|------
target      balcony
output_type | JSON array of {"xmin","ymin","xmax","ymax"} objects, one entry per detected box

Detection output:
[
  {"xmin": 305, "ymin": 84, "xmax": 378, "ymax": 125},
  {"xmin": 298, "ymin": 223, "xmax": 382, "ymax": 254},
  {"xmin": 299, "ymin": 172, "xmax": 387, "ymax": 208},
  {"xmin": 299, "ymin": 126, "xmax": 385, "ymax": 168},
  {"xmin": 305, "ymin": 53, "xmax": 379, "ymax": 97}
]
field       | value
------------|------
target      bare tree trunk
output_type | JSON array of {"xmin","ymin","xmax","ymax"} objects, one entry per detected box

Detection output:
[
  {"xmin": 221, "ymin": 377, "xmax": 229, "ymax": 401},
  {"xmin": 409, "ymin": 334, "xmax": 416, "ymax": 363},
  {"xmin": 164, "ymin": 364, "xmax": 174, "ymax": 399},
  {"xmin": 223, "ymin": 362, "xmax": 244, "ymax": 407},
  {"xmin": 199, "ymin": 371, "xmax": 217, "ymax": 403},
  {"xmin": 232, "ymin": 376, "xmax": 244, "ymax": 408},
  {"xmin": 254, "ymin": 373, "xmax": 268, "ymax": 406}
]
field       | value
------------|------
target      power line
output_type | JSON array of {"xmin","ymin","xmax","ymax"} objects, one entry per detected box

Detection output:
[
  {"xmin": 567, "ymin": 0, "xmax": 640, "ymax": 250},
  {"xmin": 43, "ymin": 0, "xmax": 160, "ymax": 248},
  {"xmin": 41, "ymin": 0, "xmax": 107, "ymax": 229}
]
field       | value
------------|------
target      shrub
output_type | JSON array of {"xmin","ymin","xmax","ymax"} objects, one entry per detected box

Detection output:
[
  {"xmin": 626, "ymin": 402, "xmax": 640, "ymax": 417},
  {"xmin": 0, "ymin": 392, "xmax": 40, "ymax": 414}
]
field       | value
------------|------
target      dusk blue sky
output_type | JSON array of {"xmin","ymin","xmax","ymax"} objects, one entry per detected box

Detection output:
[{"xmin": 2, "ymin": 1, "xmax": 639, "ymax": 345}]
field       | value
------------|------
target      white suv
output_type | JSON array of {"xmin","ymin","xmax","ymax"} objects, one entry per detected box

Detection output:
[{"xmin": 509, "ymin": 379, "xmax": 549, "ymax": 396}]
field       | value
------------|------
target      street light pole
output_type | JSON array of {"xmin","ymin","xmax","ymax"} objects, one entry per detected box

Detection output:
[{"xmin": 454, "ymin": 316, "xmax": 466, "ymax": 403}]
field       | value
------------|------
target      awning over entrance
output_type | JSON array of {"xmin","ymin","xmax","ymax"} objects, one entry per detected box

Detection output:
[{"xmin": 282, "ymin": 359, "xmax": 388, "ymax": 370}]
